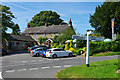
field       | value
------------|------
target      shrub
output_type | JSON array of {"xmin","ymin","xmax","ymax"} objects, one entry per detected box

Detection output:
[
  {"xmin": 89, "ymin": 41, "xmax": 120, "ymax": 56},
  {"xmin": 64, "ymin": 42, "xmax": 70, "ymax": 50},
  {"xmin": 52, "ymin": 43, "xmax": 59, "ymax": 48},
  {"xmin": 70, "ymin": 40, "xmax": 73, "ymax": 48},
  {"xmin": 56, "ymin": 44, "xmax": 65, "ymax": 48},
  {"xmin": 69, "ymin": 47, "xmax": 75, "ymax": 52}
]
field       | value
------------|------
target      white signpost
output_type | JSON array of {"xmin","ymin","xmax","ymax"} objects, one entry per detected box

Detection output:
[{"xmin": 72, "ymin": 30, "xmax": 104, "ymax": 67}]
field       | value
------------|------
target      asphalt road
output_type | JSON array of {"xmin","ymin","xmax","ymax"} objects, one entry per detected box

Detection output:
[{"xmin": 1, "ymin": 52, "xmax": 118, "ymax": 79}]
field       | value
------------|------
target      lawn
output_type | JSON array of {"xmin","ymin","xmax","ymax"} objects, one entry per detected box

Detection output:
[
  {"xmin": 93, "ymin": 51, "xmax": 120, "ymax": 56},
  {"xmin": 56, "ymin": 59, "xmax": 119, "ymax": 79}
]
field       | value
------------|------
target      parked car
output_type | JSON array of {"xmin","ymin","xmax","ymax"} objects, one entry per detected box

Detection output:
[
  {"xmin": 45, "ymin": 48, "xmax": 73, "ymax": 58},
  {"xmin": 40, "ymin": 51, "xmax": 46, "ymax": 58},
  {"xmin": 28, "ymin": 45, "xmax": 47, "ymax": 53},
  {"xmin": 30, "ymin": 48, "xmax": 47, "ymax": 57}
]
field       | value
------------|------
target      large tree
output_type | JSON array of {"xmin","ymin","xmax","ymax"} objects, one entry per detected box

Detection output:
[
  {"xmin": 0, "ymin": 4, "xmax": 15, "ymax": 38},
  {"xmin": 89, "ymin": 2, "xmax": 120, "ymax": 38},
  {"xmin": 12, "ymin": 24, "xmax": 21, "ymax": 35},
  {"xmin": 53, "ymin": 27, "xmax": 76, "ymax": 43},
  {"xmin": 29, "ymin": 11, "xmax": 65, "ymax": 27}
]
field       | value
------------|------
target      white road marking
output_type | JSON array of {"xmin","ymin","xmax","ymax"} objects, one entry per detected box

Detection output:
[
  {"xmin": 64, "ymin": 65, "xmax": 72, "ymax": 67},
  {"xmin": 6, "ymin": 70, "xmax": 15, "ymax": 73},
  {"xmin": 61, "ymin": 58, "xmax": 73, "ymax": 60},
  {"xmin": 53, "ymin": 66, "xmax": 61, "ymax": 68},
  {"xmin": 53, "ymin": 59, "xmax": 60, "ymax": 60},
  {"xmin": 18, "ymin": 69, "xmax": 26, "ymax": 71},
  {"xmin": 41, "ymin": 66, "xmax": 50, "ymax": 69},
  {"xmin": 47, "ymin": 59, "xmax": 53, "ymax": 60},
  {"xmin": 30, "ymin": 68, "xmax": 38, "ymax": 71},
  {"xmin": 22, "ymin": 61, "xmax": 28, "ymax": 63}
]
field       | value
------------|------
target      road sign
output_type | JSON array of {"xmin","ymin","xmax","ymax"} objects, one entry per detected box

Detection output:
[
  {"xmin": 72, "ymin": 35, "xmax": 87, "ymax": 40},
  {"xmin": 72, "ymin": 35, "xmax": 104, "ymax": 41}
]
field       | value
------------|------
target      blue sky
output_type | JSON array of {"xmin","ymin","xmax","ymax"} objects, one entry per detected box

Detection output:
[{"xmin": 3, "ymin": 2, "xmax": 103, "ymax": 35}]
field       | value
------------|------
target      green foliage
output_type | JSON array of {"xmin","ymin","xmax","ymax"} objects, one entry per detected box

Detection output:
[
  {"xmin": 54, "ymin": 27, "xmax": 76, "ymax": 43},
  {"xmin": 93, "ymin": 51, "xmax": 120, "ymax": 56},
  {"xmin": 76, "ymin": 40, "xmax": 86, "ymax": 48},
  {"xmin": 29, "ymin": 10, "xmax": 65, "ymax": 27},
  {"xmin": 89, "ymin": 2, "xmax": 120, "ymax": 38},
  {"xmin": 52, "ymin": 43, "xmax": 59, "ymax": 48},
  {"xmin": 116, "ymin": 33, "xmax": 120, "ymax": 41},
  {"xmin": 12, "ymin": 24, "xmax": 21, "ymax": 35},
  {"xmin": 64, "ymin": 42, "xmax": 70, "ymax": 50},
  {"xmin": 1, "ymin": 4, "xmax": 15, "ymax": 38},
  {"xmin": 38, "ymin": 37, "xmax": 48, "ymax": 44},
  {"xmin": 56, "ymin": 59, "xmax": 118, "ymax": 78},
  {"xmin": 56, "ymin": 44, "xmax": 65, "ymax": 48},
  {"xmin": 89, "ymin": 41, "xmax": 120, "ymax": 56},
  {"xmin": 69, "ymin": 40, "xmax": 73, "ymax": 48}
]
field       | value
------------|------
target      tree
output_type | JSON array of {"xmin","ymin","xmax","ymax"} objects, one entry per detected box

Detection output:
[
  {"xmin": 1, "ymin": 4, "xmax": 15, "ymax": 38},
  {"xmin": 89, "ymin": 2, "xmax": 120, "ymax": 38},
  {"xmin": 38, "ymin": 37, "xmax": 48, "ymax": 45},
  {"xmin": 54, "ymin": 27, "xmax": 76, "ymax": 43},
  {"xmin": 12, "ymin": 24, "xmax": 21, "ymax": 35},
  {"xmin": 116, "ymin": 33, "xmax": 120, "ymax": 41},
  {"xmin": 29, "ymin": 11, "xmax": 64, "ymax": 27}
]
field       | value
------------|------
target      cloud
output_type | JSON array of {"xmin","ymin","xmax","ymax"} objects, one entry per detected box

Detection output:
[{"xmin": 2, "ymin": 2, "xmax": 34, "ymax": 11}]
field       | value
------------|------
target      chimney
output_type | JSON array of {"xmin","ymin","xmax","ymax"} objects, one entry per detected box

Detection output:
[
  {"xmin": 68, "ymin": 19, "xmax": 72, "ymax": 26},
  {"xmin": 27, "ymin": 23, "xmax": 30, "ymax": 28},
  {"xmin": 45, "ymin": 23, "xmax": 48, "ymax": 27}
]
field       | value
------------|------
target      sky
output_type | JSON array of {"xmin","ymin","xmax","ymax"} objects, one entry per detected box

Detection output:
[{"xmin": 2, "ymin": 2, "xmax": 103, "ymax": 35}]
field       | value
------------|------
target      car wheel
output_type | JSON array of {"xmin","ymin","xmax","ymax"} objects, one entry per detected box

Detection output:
[
  {"xmin": 52, "ymin": 54, "xmax": 57, "ymax": 58},
  {"xmin": 69, "ymin": 53, "xmax": 73, "ymax": 57},
  {"xmin": 36, "ymin": 53, "xmax": 40, "ymax": 57}
]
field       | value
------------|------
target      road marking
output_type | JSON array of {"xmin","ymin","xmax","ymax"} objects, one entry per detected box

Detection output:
[
  {"xmin": 53, "ymin": 66, "xmax": 61, "ymax": 68},
  {"xmin": 6, "ymin": 70, "xmax": 15, "ymax": 73},
  {"xmin": 41, "ymin": 66, "xmax": 50, "ymax": 69},
  {"xmin": 64, "ymin": 65, "xmax": 71, "ymax": 67},
  {"xmin": 22, "ymin": 61, "xmax": 28, "ymax": 63},
  {"xmin": 0, "ymin": 72, "xmax": 3, "ymax": 80},
  {"xmin": 30, "ymin": 68, "xmax": 38, "ymax": 71},
  {"xmin": 18, "ymin": 69, "xmax": 26, "ymax": 71},
  {"xmin": 47, "ymin": 59, "xmax": 53, "ymax": 60},
  {"xmin": 61, "ymin": 58, "xmax": 73, "ymax": 60},
  {"xmin": 53, "ymin": 59, "xmax": 60, "ymax": 60}
]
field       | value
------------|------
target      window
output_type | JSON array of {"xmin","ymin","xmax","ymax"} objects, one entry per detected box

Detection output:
[
  {"xmin": 36, "ymin": 49, "xmax": 42, "ymax": 51},
  {"xmin": 26, "ymin": 34, "xmax": 29, "ymax": 36}
]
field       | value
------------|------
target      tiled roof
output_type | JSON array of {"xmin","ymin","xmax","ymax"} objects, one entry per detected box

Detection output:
[
  {"xmin": 22, "ymin": 24, "xmax": 69, "ymax": 34},
  {"xmin": 8, "ymin": 35, "xmax": 36, "ymax": 42}
]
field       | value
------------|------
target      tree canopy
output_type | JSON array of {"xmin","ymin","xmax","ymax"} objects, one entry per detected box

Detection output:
[
  {"xmin": 12, "ymin": 24, "xmax": 21, "ymax": 35},
  {"xmin": 89, "ymin": 2, "xmax": 120, "ymax": 38},
  {"xmin": 1, "ymin": 5, "xmax": 15, "ymax": 34},
  {"xmin": 28, "ymin": 11, "xmax": 65, "ymax": 27},
  {"xmin": 53, "ymin": 27, "xmax": 76, "ymax": 43}
]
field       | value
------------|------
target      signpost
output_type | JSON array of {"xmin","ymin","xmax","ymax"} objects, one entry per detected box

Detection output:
[
  {"xmin": 72, "ymin": 30, "xmax": 104, "ymax": 67},
  {"xmin": 111, "ymin": 18, "xmax": 115, "ymax": 41}
]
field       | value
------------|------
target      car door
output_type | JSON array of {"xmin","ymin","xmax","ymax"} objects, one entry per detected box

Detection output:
[
  {"xmin": 53, "ymin": 49, "xmax": 61, "ymax": 57},
  {"xmin": 60, "ymin": 49, "xmax": 67, "ymax": 56}
]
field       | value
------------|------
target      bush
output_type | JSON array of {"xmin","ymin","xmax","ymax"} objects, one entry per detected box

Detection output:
[
  {"xmin": 64, "ymin": 42, "xmax": 70, "ymax": 50},
  {"xmin": 56, "ymin": 44, "xmax": 65, "ymax": 48},
  {"xmin": 69, "ymin": 47, "xmax": 75, "ymax": 52},
  {"xmin": 52, "ymin": 43, "xmax": 59, "ymax": 48},
  {"xmin": 70, "ymin": 40, "xmax": 73, "ymax": 48},
  {"xmin": 89, "ymin": 41, "xmax": 120, "ymax": 56}
]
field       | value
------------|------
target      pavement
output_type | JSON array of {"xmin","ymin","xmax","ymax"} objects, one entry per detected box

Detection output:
[{"xmin": 0, "ymin": 52, "xmax": 119, "ymax": 80}]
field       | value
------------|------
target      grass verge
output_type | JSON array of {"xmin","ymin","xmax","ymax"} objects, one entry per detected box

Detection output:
[
  {"xmin": 93, "ymin": 51, "xmax": 120, "ymax": 56},
  {"xmin": 56, "ymin": 59, "xmax": 119, "ymax": 79}
]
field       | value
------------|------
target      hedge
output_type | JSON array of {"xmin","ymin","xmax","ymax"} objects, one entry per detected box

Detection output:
[{"xmin": 89, "ymin": 41, "xmax": 120, "ymax": 56}]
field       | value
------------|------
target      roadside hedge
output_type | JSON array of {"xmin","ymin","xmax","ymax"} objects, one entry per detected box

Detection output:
[{"xmin": 89, "ymin": 41, "xmax": 120, "ymax": 56}]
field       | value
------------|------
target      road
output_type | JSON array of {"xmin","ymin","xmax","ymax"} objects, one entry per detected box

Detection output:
[{"xmin": 1, "ymin": 52, "xmax": 118, "ymax": 80}]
